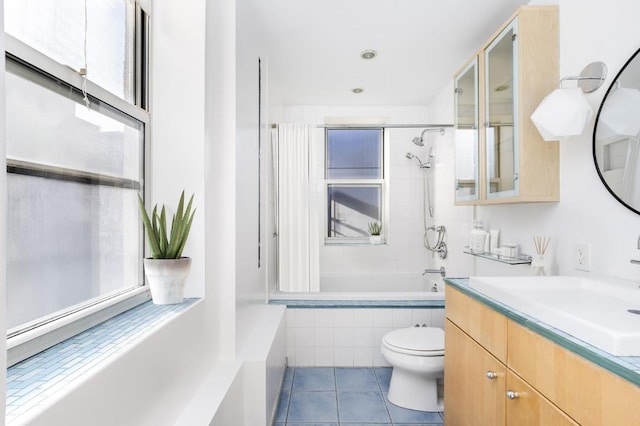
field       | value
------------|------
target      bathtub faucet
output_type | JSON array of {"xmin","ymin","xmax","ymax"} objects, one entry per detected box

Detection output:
[{"xmin": 422, "ymin": 266, "xmax": 446, "ymax": 278}]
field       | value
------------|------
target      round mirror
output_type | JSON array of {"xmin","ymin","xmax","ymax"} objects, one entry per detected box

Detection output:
[{"xmin": 594, "ymin": 48, "xmax": 640, "ymax": 215}]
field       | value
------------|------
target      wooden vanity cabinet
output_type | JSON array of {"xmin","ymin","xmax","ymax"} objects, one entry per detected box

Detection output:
[
  {"xmin": 445, "ymin": 285, "xmax": 640, "ymax": 425},
  {"xmin": 453, "ymin": 6, "xmax": 559, "ymax": 205},
  {"xmin": 445, "ymin": 286, "xmax": 578, "ymax": 425}
]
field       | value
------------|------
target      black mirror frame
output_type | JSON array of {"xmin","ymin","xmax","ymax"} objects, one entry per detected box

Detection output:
[{"xmin": 592, "ymin": 47, "xmax": 640, "ymax": 216}]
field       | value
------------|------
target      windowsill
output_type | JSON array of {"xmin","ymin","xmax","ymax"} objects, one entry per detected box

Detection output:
[{"xmin": 5, "ymin": 298, "xmax": 201, "ymax": 424}]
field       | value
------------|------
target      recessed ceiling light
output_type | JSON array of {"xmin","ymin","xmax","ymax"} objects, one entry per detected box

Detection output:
[
  {"xmin": 352, "ymin": 88, "xmax": 364, "ymax": 94},
  {"xmin": 360, "ymin": 50, "xmax": 377, "ymax": 60}
]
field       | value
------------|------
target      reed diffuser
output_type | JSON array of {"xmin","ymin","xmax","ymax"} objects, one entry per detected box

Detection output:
[{"xmin": 532, "ymin": 236, "xmax": 551, "ymax": 275}]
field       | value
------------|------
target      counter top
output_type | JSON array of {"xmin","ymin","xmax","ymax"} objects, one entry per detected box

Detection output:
[{"xmin": 445, "ymin": 277, "xmax": 640, "ymax": 388}]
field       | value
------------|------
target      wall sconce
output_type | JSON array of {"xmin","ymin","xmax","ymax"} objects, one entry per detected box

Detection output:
[{"xmin": 530, "ymin": 62, "xmax": 607, "ymax": 141}]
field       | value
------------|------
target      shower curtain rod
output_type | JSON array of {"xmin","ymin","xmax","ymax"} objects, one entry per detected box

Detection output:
[{"xmin": 270, "ymin": 123, "xmax": 454, "ymax": 129}]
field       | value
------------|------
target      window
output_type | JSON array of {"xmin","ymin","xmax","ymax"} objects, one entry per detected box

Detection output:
[
  {"xmin": 5, "ymin": 0, "xmax": 150, "ymax": 365},
  {"xmin": 5, "ymin": 0, "xmax": 138, "ymax": 102},
  {"xmin": 325, "ymin": 128, "xmax": 384, "ymax": 241}
]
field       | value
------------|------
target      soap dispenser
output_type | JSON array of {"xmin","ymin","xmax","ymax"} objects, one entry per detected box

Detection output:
[{"xmin": 470, "ymin": 220, "xmax": 488, "ymax": 253}]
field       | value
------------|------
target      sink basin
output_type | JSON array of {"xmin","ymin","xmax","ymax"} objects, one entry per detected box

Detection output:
[{"xmin": 468, "ymin": 276, "xmax": 640, "ymax": 356}]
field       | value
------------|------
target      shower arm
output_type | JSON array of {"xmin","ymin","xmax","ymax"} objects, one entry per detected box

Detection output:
[{"xmin": 418, "ymin": 128, "xmax": 446, "ymax": 138}]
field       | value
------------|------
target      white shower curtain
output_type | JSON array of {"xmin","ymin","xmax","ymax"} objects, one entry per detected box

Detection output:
[{"xmin": 273, "ymin": 124, "xmax": 320, "ymax": 292}]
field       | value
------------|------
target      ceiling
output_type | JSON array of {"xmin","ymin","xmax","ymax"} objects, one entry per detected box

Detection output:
[{"xmin": 245, "ymin": 0, "xmax": 531, "ymax": 106}]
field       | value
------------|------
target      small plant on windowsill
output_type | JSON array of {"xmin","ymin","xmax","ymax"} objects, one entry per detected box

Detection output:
[
  {"xmin": 368, "ymin": 222, "xmax": 383, "ymax": 245},
  {"xmin": 137, "ymin": 191, "xmax": 196, "ymax": 305}
]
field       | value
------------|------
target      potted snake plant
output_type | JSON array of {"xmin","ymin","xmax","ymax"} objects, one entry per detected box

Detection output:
[{"xmin": 137, "ymin": 191, "xmax": 196, "ymax": 304}]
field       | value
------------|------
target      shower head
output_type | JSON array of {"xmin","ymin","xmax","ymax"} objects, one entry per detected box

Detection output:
[
  {"xmin": 412, "ymin": 136, "xmax": 425, "ymax": 146},
  {"xmin": 405, "ymin": 152, "xmax": 430, "ymax": 168}
]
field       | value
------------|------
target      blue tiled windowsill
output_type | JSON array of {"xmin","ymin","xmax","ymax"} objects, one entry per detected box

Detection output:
[{"xmin": 6, "ymin": 298, "xmax": 200, "ymax": 424}]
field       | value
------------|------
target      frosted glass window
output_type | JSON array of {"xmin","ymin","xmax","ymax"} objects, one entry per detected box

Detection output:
[
  {"xmin": 326, "ymin": 129, "xmax": 382, "ymax": 179},
  {"xmin": 6, "ymin": 63, "xmax": 142, "ymax": 181},
  {"xmin": 5, "ymin": 58, "xmax": 144, "ymax": 334},
  {"xmin": 6, "ymin": 177, "xmax": 141, "ymax": 330},
  {"xmin": 5, "ymin": 0, "xmax": 136, "ymax": 101}
]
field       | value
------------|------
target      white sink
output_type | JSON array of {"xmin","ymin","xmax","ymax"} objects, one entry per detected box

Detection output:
[{"xmin": 468, "ymin": 276, "xmax": 640, "ymax": 356}]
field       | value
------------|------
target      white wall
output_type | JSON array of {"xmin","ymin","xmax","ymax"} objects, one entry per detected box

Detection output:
[
  {"xmin": 282, "ymin": 105, "xmax": 453, "ymax": 285},
  {"xmin": 151, "ymin": 0, "xmax": 206, "ymax": 297},
  {"xmin": 205, "ymin": 0, "xmax": 238, "ymax": 362},
  {"xmin": 429, "ymin": 0, "xmax": 640, "ymax": 281},
  {"xmin": 0, "ymin": 0, "xmax": 7, "ymax": 420},
  {"xmin": 236, "ymin": 0, "xmax": 273, "ymax": 353},
  {"xmin": 427, "ymin": 83, "xmax": 476, "ymax": 280}
]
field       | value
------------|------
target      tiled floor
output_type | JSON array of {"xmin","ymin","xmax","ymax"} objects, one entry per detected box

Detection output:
[{"xmin": 274, "ymin": 367, "xmax": 444, "ymax": 425}]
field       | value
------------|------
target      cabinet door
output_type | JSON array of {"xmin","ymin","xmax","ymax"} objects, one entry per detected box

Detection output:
[
  {"xmin": 508, "ymin": 319, "xmax": 640, "ymax": 425},
  {"xmin": 506, "ymin": 371, "xmax": 578, "ymax": 426},
  {"xmin": 454, "ymin": 58, "xmax": 479, "ymax": 203},
  {"xmin": 445, "ymin": 320, "xmax": 506, "ymax": 426},
  {"xmin": 446, "ymin": 285, "xmax": 507, "ymax": 363},
  {"xmin": 485, "ymin": 18, "xmax": 519, "ymax": 199}
]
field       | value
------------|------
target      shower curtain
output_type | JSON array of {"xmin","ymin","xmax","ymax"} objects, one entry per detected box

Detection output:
[{"xmin": 272, "ymin": 124, "xmax": 320, "ymax": 292}]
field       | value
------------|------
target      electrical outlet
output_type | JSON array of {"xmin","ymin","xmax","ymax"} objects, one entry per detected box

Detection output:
[{"xmin": 573, "ymin": 243, "xmax": 591, "ymax": 272}]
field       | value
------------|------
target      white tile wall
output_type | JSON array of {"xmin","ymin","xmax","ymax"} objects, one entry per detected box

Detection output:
[
  {"xmin": 285, "ymin": 307, "xmax": 444, "ymax": 367},
  {"xmin": 283, "ymin": 105, "xmax": 440, "ymax": 280}
]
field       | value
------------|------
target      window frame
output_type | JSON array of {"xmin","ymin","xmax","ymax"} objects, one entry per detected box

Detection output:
[
  {"xmin": 324, "ymin": 127, "xmax": 388, "ymax": 244},
  {"xmin": 5, "ymin": 1, "xmax": 151, "ymax": 366}
]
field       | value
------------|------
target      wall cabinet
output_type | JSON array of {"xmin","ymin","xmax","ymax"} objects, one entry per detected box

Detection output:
[
  {"xmin": 445, "ymin": 285, "xmax": 640, "ymax": 425},
  {"xmin": 454, "ymin": 58, "xmax": 479, "ymax": 203},
  {"xmin": 454, "ymin": 6, "xmax": 560, "ymax": 205}
]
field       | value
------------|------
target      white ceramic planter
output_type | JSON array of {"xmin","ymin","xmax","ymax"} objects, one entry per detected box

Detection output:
[
  {"xmin": 143, "ymin": 257, "xmax": 192, "ymax": 304},
  {"xmin": 369, "ymin": 235, "xmax": 383, "ymax": 245}
]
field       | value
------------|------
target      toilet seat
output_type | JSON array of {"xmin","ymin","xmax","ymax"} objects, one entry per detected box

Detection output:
[{"xmin": 382, "ymin": 327, "xmax": 444, "ymax": 357}]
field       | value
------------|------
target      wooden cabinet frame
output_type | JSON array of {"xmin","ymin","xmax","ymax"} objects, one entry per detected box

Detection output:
[{"xmin": 454, "ymin": 6, "xmax": 560, "ymax": 205}]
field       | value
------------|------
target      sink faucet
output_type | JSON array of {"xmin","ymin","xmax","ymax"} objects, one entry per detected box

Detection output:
[{"xmin": 423, "ymin": 266, "xmax": 446, "ymax": 278}]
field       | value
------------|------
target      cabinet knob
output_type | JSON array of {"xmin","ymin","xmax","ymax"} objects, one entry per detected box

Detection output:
[
  {"xmin": 506, "ymin": 390, "xmax": 520, "ymax": 400},
  {"xmin": 485, "ymin": 371, "xmax": 498, "ymax": 380}
]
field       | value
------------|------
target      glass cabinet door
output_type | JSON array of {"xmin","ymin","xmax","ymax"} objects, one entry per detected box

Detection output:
[
  {"xmin": 454, "ymin": 58, "xmax": 479, "ymax": 202},
  {"xmin": 485, "ymin": 19, "xmax": 519, "ymax": 199}
]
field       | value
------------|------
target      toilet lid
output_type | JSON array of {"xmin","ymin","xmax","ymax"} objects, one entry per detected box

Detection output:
[{"xmin": 383, "ymin": 327, "xmax": 444, "ymax": 353}]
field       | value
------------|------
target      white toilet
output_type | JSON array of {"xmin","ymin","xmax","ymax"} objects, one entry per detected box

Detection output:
[{"xmin": 380, "ymin": 326, "xmax": 445, "ymax": 412}]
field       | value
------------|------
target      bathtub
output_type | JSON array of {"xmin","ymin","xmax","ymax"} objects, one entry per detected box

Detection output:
[
  {"xmin": 269, "ymin": 273, "xmax": 445, "ymax": 305},
  {"xmin": 320, "ymin": 273, "xmax": 438, "ymax": 293},
  {"xmin": 269, "ymin": 274, "xmax": 445, "ymax": 367}
]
